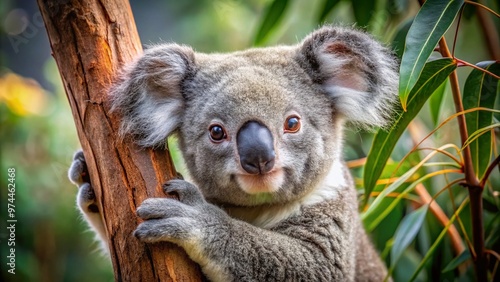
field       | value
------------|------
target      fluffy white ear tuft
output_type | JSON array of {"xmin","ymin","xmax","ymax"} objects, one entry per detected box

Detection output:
[
  {"xmin": 110, "ymin": 44, "xmax": 196, "ymax": 147},
  {"xmin": 297, "ymin": 26, "xmax": 399, "ymax": 128}
]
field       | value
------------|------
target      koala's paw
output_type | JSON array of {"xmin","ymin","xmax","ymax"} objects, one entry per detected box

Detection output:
[
  {"xmin": 77, "ymin": 183, "xmax": 99, "ymax": 214},
  {"xmin": 134, "ymin": 180, "xmax": 220, "ymax": 245},
  {"xmin": 68, "ymin": 150, "xmax": 98, "ymax": 214},
  {"xmin": 163, "ymin": 179, "xmax": 205, "ymax": 206},
  {"xmin": 68, "ymin": 150, "xmax": 89, "ymax": 186}
]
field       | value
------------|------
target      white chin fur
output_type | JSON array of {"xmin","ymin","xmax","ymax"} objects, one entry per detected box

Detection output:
[{"xmin": 236, "ymin": 169, "xmax": 285, "ymax": 194}]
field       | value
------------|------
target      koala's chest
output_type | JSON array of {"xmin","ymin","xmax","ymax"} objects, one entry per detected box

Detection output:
[{"xmin": 223, "ymin": 201, "xmax": 303, "ymax": 229}]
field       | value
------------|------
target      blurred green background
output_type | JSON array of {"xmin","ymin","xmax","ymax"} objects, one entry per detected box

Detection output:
[{"xmin": 0, "ymin": 0, "xmax": 498, "ymax": 281}]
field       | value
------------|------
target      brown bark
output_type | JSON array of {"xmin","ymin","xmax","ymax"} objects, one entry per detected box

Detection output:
[{"xmin": 37, "ymin": 0, "xmax": 202, "ymax": 281}]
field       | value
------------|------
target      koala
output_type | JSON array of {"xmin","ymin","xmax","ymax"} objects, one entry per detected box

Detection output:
[{"xmin": 69, "ymin": 25, "xmax": 398, "ymax": 281}]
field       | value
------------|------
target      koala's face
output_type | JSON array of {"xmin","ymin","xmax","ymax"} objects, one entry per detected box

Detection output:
[
  {"xmin": 111, "ymin": 26, "xmax": 399, "ymax": 207},
  {"xmin": 179, "ymin": 48, "xmax": 338, "ymax": 205}
]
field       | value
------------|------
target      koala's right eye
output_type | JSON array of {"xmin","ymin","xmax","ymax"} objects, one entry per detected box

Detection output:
[{"xmin": 209, "ymin": 124, "xmax": 227, "ymax": 143}]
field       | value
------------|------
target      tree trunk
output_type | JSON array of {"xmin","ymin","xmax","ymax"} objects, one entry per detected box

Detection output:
[{"xmin": 37, "ymin": 0, "xmax": 203, "ymax": 281}]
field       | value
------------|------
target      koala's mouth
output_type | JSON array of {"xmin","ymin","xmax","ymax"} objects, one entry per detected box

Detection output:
[{"xmin": 235, "ymin": 169, "xmax": 284, "ymax": 194}]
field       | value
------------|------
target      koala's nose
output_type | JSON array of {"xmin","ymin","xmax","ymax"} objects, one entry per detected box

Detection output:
[{"xmin": 237, "ymin": 121, "xmax": 275, "ymax": 175}]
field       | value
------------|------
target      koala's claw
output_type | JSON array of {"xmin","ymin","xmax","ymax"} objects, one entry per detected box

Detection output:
[{"xmin": 163, "ymin": 179, "xmax": 205, "ymax": 206}]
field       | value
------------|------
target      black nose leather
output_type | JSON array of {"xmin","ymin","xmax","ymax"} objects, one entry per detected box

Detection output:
[{"xmin": 237, "ymin": 121, "xmax": 275, "ymax": 174}]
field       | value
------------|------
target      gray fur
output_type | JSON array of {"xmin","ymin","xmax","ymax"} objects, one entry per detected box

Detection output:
[
  {"xmin": 109, "ymin": 44, "xmax": 196, "ymax": 147},
  {"xmin": 70, "ymin": 25, "xmax": 398, "ymax": 281},
  {"xmin": 68, "ymin": 151, "xmax": 108, "ymax": 255},
  {"xmin": 297, "ymin": 26, "xmax": 398, "ymax": 129}
]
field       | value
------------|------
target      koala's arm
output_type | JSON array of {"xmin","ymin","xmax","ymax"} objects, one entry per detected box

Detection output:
[
  {"xmin": 68, "ymin": 151, "xmax": 109, "ymax": 254},
  {"xmin": 135, "ymin": 180, "xmax": 359, "ymax": 282}
]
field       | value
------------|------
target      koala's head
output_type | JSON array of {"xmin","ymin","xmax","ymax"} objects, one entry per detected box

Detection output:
[{"xmin": 111, "ymin": 26, "xmax": 398, "ymax": 206}]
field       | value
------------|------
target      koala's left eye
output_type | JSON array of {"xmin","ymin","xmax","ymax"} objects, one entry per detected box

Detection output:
[
  {"xmin": 209, "ymin": 124, "xmax": 228, "ymax": 142},
  {"xmin": 284, "ymin": 116, "xmax": 301, "ymax": 133}
]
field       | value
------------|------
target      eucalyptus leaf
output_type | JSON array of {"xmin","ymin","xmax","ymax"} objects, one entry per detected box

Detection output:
[
  {"xmin": 253, "ymin": 0, "xmax": 289, "ymax": 46},
  {"xmin": 393, "ymin": 249, "xmax": 427, "ymax": 282},
  {"xmin": 391, "ymin": 205, "xmax": 429, "ymax": 267},
  {"xmin": 317, "ymin": 0, "xmax": 341, "ymax": 24},
  {"xmin": 409, "ymin": 199, "xmax": 469, "ymax": 282},
  {"xmin": 463, "ymin": 123, "xmax": 500, "ymax": 149},
  {"xmin": 392, "ymin": 19, "xmax": 413, "ymax": 59},
  {"xmin": 399, "ymin": 0, "xmax": 463, "ymax": 109},
  {"xmin": 387, "ymin": 0, "xmax": 410, "ymax": 15},
  {"xmin": 352, "ymin": 0, "xmax": 376, "ymax": 28},
  {"xmin": 363, "ymin": 58, "xmax": 457, "ymax": 203},
  {"xmin": 485, "ymin": 213, "xmax": 500, "ymax": 246},
  {"xmin": 441, "ymin": 250, "xmax": 470, "ymax": 273},
  {"xmin": 364, "ymin": 162, "xmax": 458, "ymax": 231},
  {"xmin": 429, "ymin": 78, "xmax": 448, "ymax": 126},
  {"xmin": 463, "ymin": 61, "xmax": 500, "ymax": 179}
]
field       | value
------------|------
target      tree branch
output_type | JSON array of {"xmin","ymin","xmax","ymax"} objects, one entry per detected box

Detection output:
[
  {"xmin": 37, "ymin": 0, "xmax": 202, "ymax": 280},
  {"xmin": 480, "ymin": 154, "xmax": 500, "ymax": 188},
  {"xmin": 438, "ymin": 37, "xmax": 486, "ymax": 281}
]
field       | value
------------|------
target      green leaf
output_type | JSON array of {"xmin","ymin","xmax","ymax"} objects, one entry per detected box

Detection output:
[
  {"xmin": 441, "ymin": 250, "xmax": 470, "ymax": 273},
  {"xmin": 409, "ymin": 199, "xmax": 469, "ymax": 282},
  {"xmin": 363, "ymin": 58, "xmax": 457, "ymax": 203},
  {"xmin": 352, "ymin": 0, "xmax": 376, "ymax": 28},
  {"xmin": 429, "ymin": 78, "xmax": 448, "ymax": 126},
  {"xmin": 398, "ymin": 0, "xmax": 463, "ymax": 109},
  {"xmin": 463, "ymin": 123, "xmax": 500, "ymax": 149},
  {"xmin": 391, "ymin": 205, "xmax": 429, "ymax": 267},
  {"xmin": 387, "ymin": 0, "xmax": 410, "ymax": 15},
  {"xmin": 364, "ymin": 155, "xmax": 458, "ymax": 231},
  {"xmin": 463, "ymin": 61, "xmax": 500, "ymax": 179},
  {"xmin": 485, "ymin": 213, "xmax": 500, "ymax": 246},
  {"xmin": 393, "ymin": 249, "xmax": 427, "ymax": 282},
  {"xmin": 317, "ymin": 0, "xmax": 341, "ymax": 24},
  {"xmin": 253, "ymin": 0, "xmax": 289, "ymax": 46},
  {"xmin": 392, "ymin": 19, "xmax": 413, "ymax": 60}
]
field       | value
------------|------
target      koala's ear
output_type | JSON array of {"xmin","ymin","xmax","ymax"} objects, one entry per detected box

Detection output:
[
  {"xmin": 110, "ymin": 44, "xmax": 196, "ymax": 147},
  {"xmin": 297, "ymin": 26, "xmax": 399, "ymax": 128}
]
